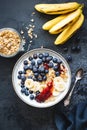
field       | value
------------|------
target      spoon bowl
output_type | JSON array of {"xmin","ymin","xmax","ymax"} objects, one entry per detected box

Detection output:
[
  {"xmin": 64, "ymin": 68, "xmax": 84, "ymax": 106},
  {"xmin": 75, "ymin": 68, "xmax": 84, "ymax": 81}
]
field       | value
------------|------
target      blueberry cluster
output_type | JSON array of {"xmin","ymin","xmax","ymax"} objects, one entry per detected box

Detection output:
[
  {"xmin": 18, "ymin": 70, "xmax": 41, "ymax": 100},
  {"xmin": 21, "ymin": 87, "xmax": 40, "ymax": 100},
  {"xmin": 17, "ymin": 52, "xmax": 63, "ymax": 100},
  {"xmin": 71, "ymin": 45, "xmax": 81, "ymax": 52},
  {"xmin": 63, "ymin": 37, "xmax": 81, "ymax": 62},
  {"xmin": 18, "ymin": 52, "xmax": 62, "ymax": 82},
  {"xmin": 63, "ymin": 45, "xmax": 81, "ymax": 53},
  {"xmin": 63, "ymin": 45, "xmax": 81, "ymax": 62}
]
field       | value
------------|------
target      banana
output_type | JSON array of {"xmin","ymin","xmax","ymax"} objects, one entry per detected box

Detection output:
[
  {"xmin": 54, "ymin": 82, "xmax": 66, "ymax": 92},
  {"xmin": 35, "ymin": 2, "xmax": 81, "ymax": 15},
  {"xmin": 53, "ymin": 76, "xmax": 66, "ymax": 96},
  {"xmin": 49, "ymin": 8, "xmax": 82, "ymax": 34},
  {"xmin": 25, "ymin": 78, "xmax": 45, "ymax": 92},
  {"xmin": 25, "ymin": 79, "xmax": 34, "ymax": 89},
  {"xmin": 54, "ymin": 13, "xmax": 84, "ymax": 45},
  {"xmin": 42, "ymin": 14, "xmax": 67, "ymax": 30},
  {"xmin": 53, "ymin": 88, "xmax": 60, "ymax": 96},
  {"xmin": 54, "ymin": 76, "xmax": 64, "ymax": 83}
]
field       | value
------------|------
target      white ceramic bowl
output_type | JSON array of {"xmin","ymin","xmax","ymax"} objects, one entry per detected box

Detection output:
[
  {"xmin": 0, "ymin": 28, "xmax": 24, "ymax": 58},
  {"xmin": 12, "ymin": 48, "xmax": 71, "ymax": 108}
]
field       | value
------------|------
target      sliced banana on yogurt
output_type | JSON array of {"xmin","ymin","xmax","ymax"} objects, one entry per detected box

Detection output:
[
  {"xmin": 25, "ymin": 79, "xmax": 34, "ymax": 89},
  {"xmin": 53, "ymin": 76, "xmax": 66, "ymax": 96},
  {"xmin": 52, "ymin": 88, "xmax": 60, "ymax": 96},
  {"xmin": 54, "ymin": 76, "xmax": 64, "ymax": 83},
  {"xmin": 25, "ymin": 78, "xmax": 41, "ymax": 92},
  {"xmin": 54, "ymin": 82, "xmax": 66, "ymax": 92}
]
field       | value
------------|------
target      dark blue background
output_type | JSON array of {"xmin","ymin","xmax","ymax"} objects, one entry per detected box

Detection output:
[{"xmin": 0, "ymin": 0, "xmax": 87, "ymax": 130}]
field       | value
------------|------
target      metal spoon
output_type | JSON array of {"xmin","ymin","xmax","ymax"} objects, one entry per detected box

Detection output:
[{"xmin": 64, "ymin": 68, "xmax": 84, "ymax": 106}]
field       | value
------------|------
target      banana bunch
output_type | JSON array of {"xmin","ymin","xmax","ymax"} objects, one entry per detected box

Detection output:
[{"xmin": 35, "ymin": 2, "xmax": 84, "ymax": 45}]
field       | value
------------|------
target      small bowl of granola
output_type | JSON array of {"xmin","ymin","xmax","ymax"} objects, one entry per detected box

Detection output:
[
  {"xmin": 12, "ymin": 48, "xmax": 71, "ymax": 108},
  {"xmin": 0, "ymin": 28, "xmax": 23, "ymax": 58}
]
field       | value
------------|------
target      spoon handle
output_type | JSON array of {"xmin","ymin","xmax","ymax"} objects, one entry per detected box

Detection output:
[{"xmin": 64, "ymin": 80, "xmax": 77, "ymax": 106}]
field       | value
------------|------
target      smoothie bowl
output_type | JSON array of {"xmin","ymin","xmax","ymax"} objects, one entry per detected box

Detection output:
[{"xmin": 12, "ymin": 48, "xmax": 71, "ymax": 108}]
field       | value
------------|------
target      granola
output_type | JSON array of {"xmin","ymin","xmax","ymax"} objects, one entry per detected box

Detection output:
[{"xmin": 0, "ymin": 29, "xmax": 21, "ymax": 56}]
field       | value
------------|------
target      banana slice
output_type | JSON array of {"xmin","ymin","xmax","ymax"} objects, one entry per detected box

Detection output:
[
  {"xmin": 34, "ymin": 81, "xmax": 41, "ymax": 91},
  {"xmin": 25, "ymin": 79, "xmax": 34, "ymax": 89},
  {"xmin": 54, "ymin": 83, "xmax": 66, "ymax": 92},
  {"xmin": 54, "ymin": 76, "xmax": 64, "ymax": 83},
  {"xmin": 52, "ymin": 88, "xmax": 60, "ymax": 96},
  {"xmin": 25, "ymin": 79, "xmax": 41, "ymax": 92},
  {"xmin": 53, "ymin": 77, "xmax": 66, "ymax": 92}
]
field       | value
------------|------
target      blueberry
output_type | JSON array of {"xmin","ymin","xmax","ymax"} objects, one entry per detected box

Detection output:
[
  {"xmin": 29, "ymin": 65, "xmax": 33, "ymax": 70},
  {"xmin": 33, "ymin": 53, "xmax": 37, "ymax": 59},
  {"xmin": 18, "ymin": 71, "xmax": 23, "ymax": 75},
  {"xmin": 29, "ymin": 90, "xmax": 33, "ymax": 94},
  {"xmin": 33, "ymin": 67, "xmax": 38, "ymax": 73},
  {"xmin": 17, "ymin": 75, "xmax": 21, "ymax": 79},
  {"xmin": 58, "ymin": 60, "xmax": 62, "ymax": 64},
  {"xmin": 71, "ymin": 46, "xmax": 77, "ymax": 52},
  {"xmin": 21, "ymin": 76, "xmax": 26, "ymax": 82},
  {"xmin": 43, "ymin": 75, "xmax": 47, "ymax": 81},
  {"xmin": 31, "ymin": 60, "xmax": 35, "ymax": 66},
  {"xmin": 43, "ymin": 52, "xmax": 49, "ymax": 57},
  {"xmin": 63, "ymin": 47, "xmax": 68, "ymax": 52},
  {"xmin": 38, "ymin": 77, "xmax": 42, "ymax": 82},
  {"xmin": 29, "ymin": 56, "xmax": 33, "ymax": 61},
  {"xmin": 39, "ymin": 66, "xmax": 45, "ymax": 73},
  {"xmin": 30, "ymin": 94, "xmax": 34, "ymax": 100},
  {"xmin": 45, "ymin": 69, "xmax": 49, "ymax": 74},
  {"xmin": 23, "ymin": 65, "xmax": 29, "ymax": 71},
  {"xmin": 21, "ymin": 85, "xmax": 25, "ymax": 88},
  {"xmin": 76, "ymin": 45, "xmax": 81, "ymax": 52},
  {"xmin": 21, "ymin": 80, "xmax": 25, "ymax": 85},
  {"xmin": 39, "ymin": 53, "xmax": 43, "ymax": 59},
  {"xmin": 37, "ymin": 59, "xmax": 42, "ymax": 65},
  {"xmin": 40, "ymin": 72, "xmax": 45, "ymax": 76},
  {"xmin": 67, "ymin": 55, "xmax": 72, "ymax": 62},
  {"xmin": 34, "ymin": 72, "xmax": 39, "ymax": 77},
  {"xmin": 53, "ymin": 65, "xmax": 58, "ymax": 71},
  {"xmin": 55, "ymin": 71, "xmax": 60, "ymax": 76},
  {"xmin": 26, "ymin": 87, "xmax": 29, "ymax": 90},
  {"xmin": 53, "ymin": 58, "xmax": 58, "ymax": 63},
  {"xmin": 23, "ymin": 60, "xmax": 28, "ymax": 65},
  {"xmin": 46, "ymin": 56, "xmax": 53, "ymax": 62},
  {"xmin": 35, "ymin": 90, "xmax": 40, "ymax": 96},
  {"xmin": 21, "ymin": 87, "xmax": 26, "ymax": 93},
  {"xmin": 35, "ymin": 64, "xmax": 39, "ymax": 69},
  {"xmin": 25, "ymin": 89, "xmax": 29, "ymax": 96},
  {"xmin": 42, "ymin": 57, "xmax": 46, "ymax": 62},
  {"xmin": 48, "ymin": 62, "xmax": 53, "ymax": 68}
]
